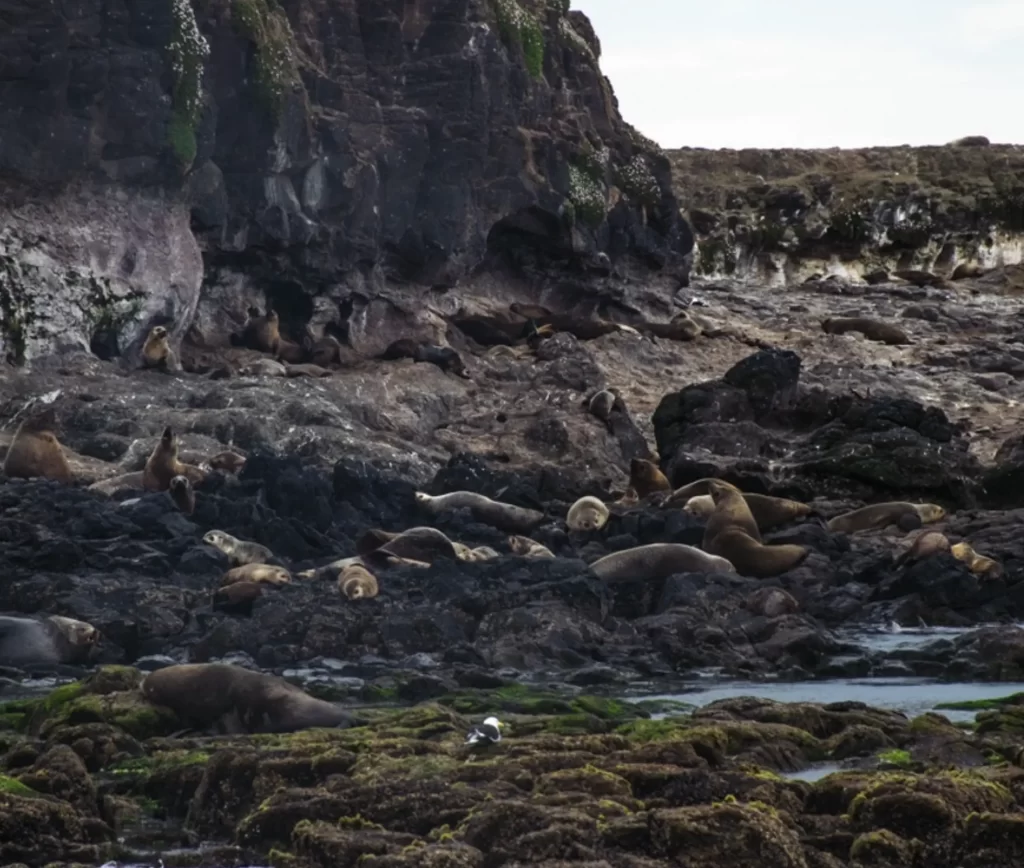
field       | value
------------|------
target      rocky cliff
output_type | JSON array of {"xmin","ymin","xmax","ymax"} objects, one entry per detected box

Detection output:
[
  {"xmin": 0, "ymin": 0, "xmax": 692, "ymax": 364},
  {"xmin": 668, "ymin": 143, "xmax": 1024, "ymax": 285}
]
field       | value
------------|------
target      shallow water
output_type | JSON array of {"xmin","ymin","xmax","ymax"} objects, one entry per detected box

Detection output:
[
  {"xmin": 641, "ymin": 677, "xmax": 1024, "ymax": 723},
  {"xmin": 782, "ymin": 763, "xmax": 844, "ymax": 783},
  {"xmin": 842, "ymin": 625, "xmax": 975, "ymax": 654}
]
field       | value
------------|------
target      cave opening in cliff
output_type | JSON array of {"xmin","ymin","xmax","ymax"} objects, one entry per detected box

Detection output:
[
  {"xmin": 265, "ymin": 279, "xmax": 315, "ymax": 342},
  {"xmin": 486, "ymin": 206, "xmax": 574, "ymax": 271}
]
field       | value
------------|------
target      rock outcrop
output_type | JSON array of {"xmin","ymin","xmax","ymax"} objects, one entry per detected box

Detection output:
[
  {"xmin": 669, "ymin": 144, "xmax": 1024, "ymax": 285},
  {"xmin": 0, "ymin": 0, "xmax": 692, "ymax": 363}
]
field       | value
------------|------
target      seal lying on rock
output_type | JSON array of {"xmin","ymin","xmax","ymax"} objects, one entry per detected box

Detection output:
[
  {"xmin": 893, "ymin": 530, "xmax": 950, "ymax": 566},
  {"xmin": 629, "ymin": 458, "xmax": 671, "ymax": 499},
  {"xmin": 357, "ymin": 526, "xmax": 462, "ymax": 564},
  {"xmin": 951, "ymin": 542, "xmax": 1003, "ymax": 579},
  {"xmin": 827, "ymin": 502, "xmax": 945, "ymax": 534},
  {"xmin": 381, "ymin": 339, "xmax": 469, "ymax": 378},
  {"xmin": 508, "ymin": 535, "xmax": 554, "ymax": 558},
  {"xmin": 338, "ymin": 563, "xmax": 379, "ymax": 599},
  {"xmin": 821, "ymin": 317, "xmax": 911, "ymax": 346},
  {"xmin": 221, "ymin": 564, "xmax": 292, "ymax": 586},
  {"xmin": 2, "ymin": 406, "xmax": 73, "ymax": 483},
  {"xmin": 141, "ymin": 663, "xmax": 355, "ymax": 733},
  {"xmin": 683, "ymin": 491, "xmax": 813, "ymax": 531},
  {"xmin": 206, "ymin": 450, "xmax": 247, "ymax": 474},
  {"xmin": 703, "ymin": 481, "xmax": 809, "ymax": 579},
  {"xmin": 567, "ymin": 496, "xmax": 609, "ymax": 532},
  {"xmin": 415, "ymin": 491, "xmax": 545, "ymax": 533},
  {"xmin": 0, "ymin": 614, "xmax": 100, "ymax": 666},
  {"xmin": 203, "ymin": 530, "xmax": 276, "ymax": 566},
  {"xmin": 590, "ymin": 543, "xmax": 735, "ymax": 581}
]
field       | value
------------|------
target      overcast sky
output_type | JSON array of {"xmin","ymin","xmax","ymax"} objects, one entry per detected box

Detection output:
[{"xmin": 574, "ymin": 0, "xmax": 1024, "ymax": 149}]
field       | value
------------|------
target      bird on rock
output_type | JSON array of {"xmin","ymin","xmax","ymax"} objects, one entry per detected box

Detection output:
[{"xmin": 465, "ymin": 715, "xmax": 503, "ymax": 746}]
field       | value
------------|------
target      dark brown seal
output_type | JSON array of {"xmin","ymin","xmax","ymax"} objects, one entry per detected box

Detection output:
[
  {"xmin": 822, "ymin": 317, "xmax": 911, "ymax": 346},
  {"xmin": 142, "ymin": 427, "xmax": 205, "ymax": 492},
  {"xmin": 629, "ymin": 458, "xmax": 671, "ymax": 499},
  {"xmin": 231, "ymin": 308, "xmax": 281, "ymax": 353}
]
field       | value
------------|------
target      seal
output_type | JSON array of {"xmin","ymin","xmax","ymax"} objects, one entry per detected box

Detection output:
[
  {"xmin": 686, "ymin": 492, "xmax": 813, "ymax": 531},
  {"xmin": 629, "ymin": 458, "xmax": 671, "ymax": 499},
  {"xmin": 662, "ymin": 478, "xmax": 740, "ymax": 508},
  {"xmin": 309, "ymin": 335, "xmax": 343, "ymax": 367},
  {"xmin": 703, "ymin": 480, "xmax": 809, "ymax": 578},
  {"xmin": 276, "ymin": 338, "xmax": 309, "ymax": 364},
  {"xmin": 231, "ymin": 308, "xmax": 281, "ymax": 354},
  {"xmin": 951, "ymin": 263, "xmax": 987, "ymax": 281},
  {"xmin": 2, "ymin": 406, "xmax": 73, "ymax": 483},
  {"xmin": 509, "ymin": 303, "xmax": 639, "ymax": 341},
  {"xmin": 744, "ymin": 587, "xmax": 799, "ymax": 618},
  {"xmin": 892, "ymin": 269, "xmax": 948, "ymax": 289},
  {"xmin": 203, "ymin": 530, "xmax": 276, "ymax": 567},
  {"xmin": 683, "ymin": 494, "xmax": 715, "ymax": 518},
  {"xmin": 338, "ymin": 563, "xmax": 379, "ymax": 599},
  {"xmin": 142, "ymin": 428, "xmax": 206, "ymax": 492},
  {"xmin": 821, "ymin": 317, "xmax": 911, "ymax": 346},
  {"xmin": 356, "ymin": 526, "xmax": 461, "ymax": 564},
  {"xmin": 587, "ymin": 389, "xmax": 618, "ymax": 422},
  {"xmin": 415, "ymin": 491, "xmax": 545, "ymax": 534},
  {"xmin": 221, "ymin": 564, "xmax": 292, "ymax": 587},
  {"xmin": 893, "ymin": 530, "xmax": 950, "ymax": 566},
  {"xmin": 637, "ymin": 311, "xmax": 702, "ymax": 341},
  {"xmin": 168, "ymin": 474, "xmax": 195, "ymax": 516},
  {"xmin": 207, "ymin": 450, "xmax": 247, "ymax": 474},
  {"xmin": 590, "ymin": 543, "xmax": 736, "ymax": 582},
  {"xmin": 239, "ymin": 359, "xmax": 287, "ymax": 377},
  {"xmin": 567, "ymin": 495, "xmax": 610, "ymax": 532},
  {"xmin": 140, "ymin": 325, "xmax": 181, "ymax": 371},
  {"xmin": 141, "ymin": 663, "xmax": 354, "ymax": 733},
  {"xmin": 826, "ymin": 502, "xmax": 945, "ymax": 534},
  {"xmin": 0, "ymin": 614, "xmax": 100, "ymax": 666},
  {"xmin": 88, "ymin": 471, "xmax": 145, "ymax": 494},
  {"xmin": 951, "ymin": 542, "xmax": 1004, "ymax": 579},
  {"xmin": 283, "ymin": 362, "xmax": 332, "ymax": 378},
  {"xmin": 214, "ymin": 580, "xmax": 264, "ymax": 614},
  {"xmin": 464, "ymin": 546, "xmax": 500, "ymax": 561},
  {"xmin": 381, "ymin": 339, "xmax": 469, "ymax": 378},
  {"xmin": 508, "ymin": 535, "xmax": 554, "ymax": 558}
]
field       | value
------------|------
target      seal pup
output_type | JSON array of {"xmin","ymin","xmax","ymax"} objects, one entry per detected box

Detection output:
[
  {"xmin": 821, "ymin": 317, "xmax": 911, "ymax": 346},
  {"xmin": 951, "ymin": 542, "xmax": 1003, "ymax": 579},
  {"xmin": 2, "ymin": 407, "xmax": 73, "ymax": 483},
  {"xmin": 637, "ymin": 311, "xmax": 702, "ymax": 341},
  {"xmin": 893, "ymin": 530, "xmax": 950, "ymax": 567},
  {"xmin": 508, "ymin": 535, "xmax": 554, "ymax": 558},
  {"xmin": 203, "ymin": 530, "xmax": 276, "ymax": 567},
  {"xmin": 168, "ymin": 475, "xmax": 195, "ymax": 516},
  {"xmin": 207, "ymin": 450, "xmax": 247, "ymax": 474},
  {"xmin": 0, "ymin": 614, "xmax": 100, "ymax": 666},
  {"xmin": 465, "ymin": 546, "xmax": 501, "ymax": 561},
  {"xmin": 567, "ymin": 495, "xmax": 610, "ymax": 532},
  {"xmin": 590, "ymin": 543, "xmax": 736, "ymax": 582},
  {"xmin": 827, "ymin": 502, "xmax": 945, "ymax": 534},
  {"xmin": 141, "ymin": 663, "xmax": 354, "ymax": 733},
  {"xmin": 339, "ymin": 563, "xmax": 379, "ymax": 599},
  {"xmin": 221, "ymin": 564, "xmax": 292, "ymax": 586},
  {"xmin": 587, "ymin": 389, "xmax": 618, "ymax": 422},
  {"xmin": 703, "ymin": 481, "xmax": 809, "ymax": 579},
  {"xmin": 231, "ymin": 308, "xmax": 281, "ymax": 354},
  {"xmin": 415, "ymin": 491, "xmax": 545, "ymax": 534},
  {"xmin": 140, "ymin": 325, "xmax": 182, "ymax": 371},
  {"xmin": 629, "ymin": 458, "xmax": 672, "ymax": 499},
  {"xmin": 143, "ymin": 428, "xmax": 205, "ymax": 492}
]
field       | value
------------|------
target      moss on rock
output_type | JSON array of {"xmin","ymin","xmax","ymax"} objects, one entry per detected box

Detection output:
[
  {"xmin": 231, "ymin": 0, "xmax": 301, "ymax": 116},
  {"xmin": 490, "ymin": 0, "xmax": 545, "ymax": 79},
  {"xmin": 167, "ymin": 0, "xmax": 210, "ymax": 167}
]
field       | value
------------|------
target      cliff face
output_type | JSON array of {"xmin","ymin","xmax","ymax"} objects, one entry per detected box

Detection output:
[
  {"xmin": 0, "ymin": 0, "xmax": 691, "ymax": 363},
  {"xmin": 668, "ymin": 144, "xmax": 1024, "ymax": 285}
]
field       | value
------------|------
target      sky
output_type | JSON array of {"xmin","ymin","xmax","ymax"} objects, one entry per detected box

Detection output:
[{"xmin": 573, "ymin": 0, "xmax": 1024, "ymax": 149}]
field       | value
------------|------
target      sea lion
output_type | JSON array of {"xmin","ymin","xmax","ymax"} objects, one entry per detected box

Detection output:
[
  {"xmin": 630, "ymin": 458, "xmax": 671, "ymax": 499},
  {"xmin": 951, "ymin": 542, "xmax": 1004, "ymax": 579},
  {"xmin": 637, "ymin": 311, "xmax": 702, "ymax": 341},
  {"xmin": 662, "ymin": 477, "xmax": 741, "ymax": 507},
  {"xmin": 893, "ymin": 530, "xmax": 951, "ymax": 567},
  {"xmin": 213, "ymin": 580, "xmax": 263, "ymax": 614},
  {"xmin": 821, "ymin": 317, "xmax": 911, "ymax": 346},
  {"xmin": 141, "ymin": 663, "xmax": 354, "ymax": 733},
  {"xmin": 567, "ymin": 495, "xmax": 610, "ymax": 532},
  {"xmin": 703, "ymin": 481, "xmax": 809, "ymax": 579},
  {"xmin": 309, "ymin": 335, "xmax": 343, "ymax": 367},
  {"xmin": 203, "ymin": 530, "xmax": 275, "ymax": 567},
  {"xmin": 221, "ymin": 564, "xmax": 292, "ymax": 587},
  {"xmin": 88, "ymin": 472, "xmax": 145, "ymax": 495},
  {"xmin": 207, "ymin": 450, "xmax": 247, "ymax": 474},
  {"xmin": 590, "ymin": 543, "xmax": 736, "ymax": 582},
  {"xmin": 893, "ymin": 269, "xmax": 948, "ymax": 289},
  {"xmin": 140, "ymin": 325, "xmax": 181, "ymax": 371},
  {"xmin": 587, "ymin": 389, "xmax": 618, "ymax": 422},
  {"xmin": 683, "ymin": 491, "xmax": 812, "ymax": 531},
  {"xmin": 2, "ymin": 407, "xmax": 73, "ymax": 483},
  {"xmin": 951, "ymin": 263, "xmax": 987, "ymax": 281},
  {"xmin": 415, "ymin": 491, "xmax": 545, "ymax": 534},
  {"xmin": 276, "ymin": 338, "xmax": 309, "ymax": 364},
  {"xmin": 357, "ymin": 526, "xmax": 461, "ymax": 564},
  {"xmin": 168, "ymin": 475, "xmax": 195, "ymax": 516},
  {"xmin": 231, "ymin": 309, "xmax": 281, "ymax": 354},
  {"xmin": 339, "ymin": 563, "xmax": 379, "ymax": 599},
  {"xmin": 239, "ymin": 359, "xmax": 287, "ymax": 377},
  {"xmin": 827, "ymin": 502, "xmax": 945, "ymax": 534},
  {"xmin": 142, "ymin": 428, "xmax": 205, "ymax": 492},
  {"xmin": 0, "ymin": 614, "xmax": 100, "ymax": 666},
  {"xmin": 508, "ymin": 535, "xmax": 554, "ymax": 558},
  {"xmin": 508, "ymin": 304, "xmax": 639, "ymax": 341},
  {"xmin": 381, "ymin": 340, "xmax": 468, "ymax": 378},
  {"xmin": 283, "ymin": 363, "xmax": 332, "ymax": 378}
]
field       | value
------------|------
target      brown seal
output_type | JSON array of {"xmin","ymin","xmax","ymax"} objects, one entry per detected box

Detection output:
[
  {"xmin": 951, "ymin": 263, "xmax": 987, "ymax": 281},
  {"xmin": 357, "ymin": 526, "xmax": 461, "ymax": 564},
  {"xmin": 207, "ymin": 450, "xmax": 247, "ymax": 474},
  {"xmin": 637, "ymin": 311, "xmax": 702, "ymax": 341},
  {"xmin": 203, "ymin": 530, "xmax": 276, "ymax": 566},
  {"xmin": 703, "ymin": 480, "xmax": 809, "ymax": 578},
  {"xmin": 276, "ymin": 338, "xmax": 309, "ymax": 364},
  {"xmin": 309, "ymin": 335, "xmax": 343, "ymax": 366},
  {"xmin": 629, "ymin": 458, "xmax": 671, "ymax": 499},
  {"xmin": 142, "ymin": 428, "xmax": 205, "ymax": 492},
  {"xmin": 283, "ymin": 363, "xmax": 332, "ymax": 378},
  {"xmin": 0, "ymin": 614, "xmax": 100, "ymax": 666},
  {"xmin": 168, "ymin": 475, "xmax": 195, "ymax": 515},
  {"xmin": 508, "ymin": 535, "xmax": 554, "ymax": 558},
  {"xmin": 141, "ymin": 325, "xmax": 181, "ymax": 371},
  {"xmin": 821, "ymin": 317, "xmax": 911, "ymax": 346},
  {"xmin": 951, "ymin": 542, "xmax": 1003, "ymax": 579},
  {"xmin": 339, "ymin": 563, "xmax": 379, "ymax": 599},
  {"xmin": 590, "ymin": 543, "xmax": 736, "ymax": 582},
  {"xmin": 213, "ymin": 580, "xmax": 264, "ymax": 614},
  {"xmin": 509, "ymin": 303, "xmax": 640, "ymax": 341},
  {"xmin": 415, "ymin": 491, "xmax": 545, "ymax": 534},
  {"xmin": 221, "ymin": 564, "xmax": 292, "ymax": 586},
  {"xmin": 381, "ymin": 340, "xmax": 469, "ymax": 378},
  {"xmin": 662, "ymin": 477, "xmax": 740, "ymax": 507},
  {"xmin": 231, "ymin": 308, "xmax": 281, "ymax": 353},
  {"xmin": 587, "ymin": 389, "xmax": 618, "ymax": 422},
  {"xmin": 2, "ymin": 406, "xmax": 73, "ymax": 483},
  {"xmin": 893, "ymin": 269, "xmax": 948, "ymax": 289},
  {"xmin": 683, "ymin": 492, "xmax": 811, "ymax": 531},
  {"xmin": 893, "ymin": 530, "xmax": 950, "ymax": 566},
  {"xmin": 567, "ymin": 495, "xmax": 610, "ymax": 532},
  {"xmin": 239, "ymin": 359, "xmax": 287, "ymax": 377},
  {"xmin": 141, "ymin": 663, "xmax": 354, "ymax": 733},
  {"xmin": 827, "ymin": 502, "xmax": 945, "ymax": 534}
]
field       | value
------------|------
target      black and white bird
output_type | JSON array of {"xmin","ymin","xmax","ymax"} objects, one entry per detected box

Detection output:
[{"xmin": 465, "ymin": 715, "xmax": 503, "ymax": 746}]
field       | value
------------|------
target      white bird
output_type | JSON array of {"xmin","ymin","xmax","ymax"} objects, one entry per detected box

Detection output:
[{"xmin": 465, "ymin": 715, "xmax": 503, "ymax": 746}]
